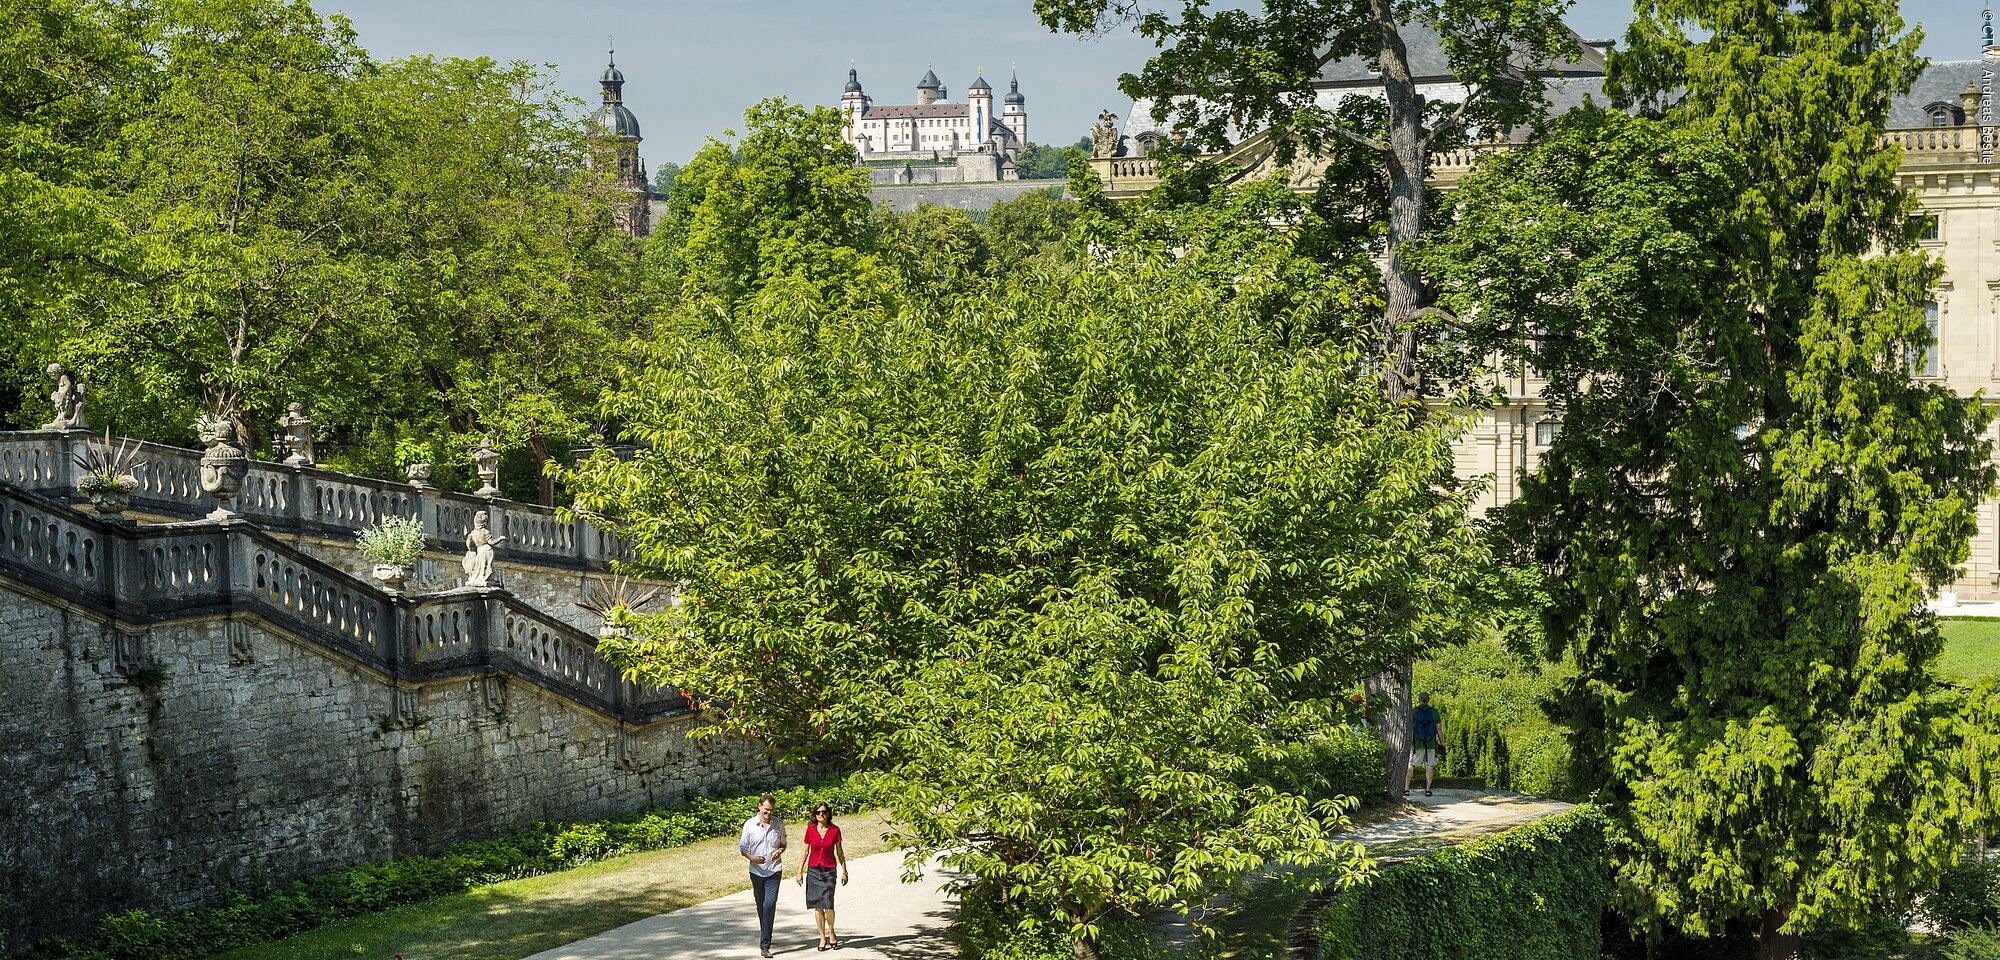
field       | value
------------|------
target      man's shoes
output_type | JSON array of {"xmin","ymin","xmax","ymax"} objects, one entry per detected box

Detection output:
[
  {"xmin": 1423, "ymin": 789, "xmax": 1432, "ymax": 797},
  {"xmin": 761, "ymin": 951, "xmax": 773, "ymax": 958}
]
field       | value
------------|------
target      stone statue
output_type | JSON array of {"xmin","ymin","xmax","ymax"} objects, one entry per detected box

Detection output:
[
  {"xmin": 462, "ymin": 510, "xmax": 506, "ymax": 587},
  {"xmin": 42, "ymin": 363, "xmax": 88, "ymax": 432},
  {"xmin": 1091, "ymin": 110, "xmax": 1121, "ymax": 159},
  {"xmin": 279, "ymin": 402, "xmax": 315, "ymax": 467},
  {"xmin": 472, "ymin": 437, "xmax": 501, "ymax": 498}
]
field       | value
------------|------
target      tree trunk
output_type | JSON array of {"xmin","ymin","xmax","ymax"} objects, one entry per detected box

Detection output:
[
  {"xmin": 528, "ymin": 430, "xmax": 555, "ymax": 506},
  {"xmin": 1366, "ymin": 661, "xmax": 1413, "ymax": 797},
  {"xmin": 1070, "ymin": 936, "xmax": 1100, "ymax": 960},
  {"xmin": 1364, "ymin": 0, "xmax": 1432, "ymax": 803},
  {"xmin": 1369, "ymin": 0, "xmax": 1428, "ymax": 409},
  {"xmin": 1757, "ymin": 901, "xmax": 1800, "ymax": 960}
]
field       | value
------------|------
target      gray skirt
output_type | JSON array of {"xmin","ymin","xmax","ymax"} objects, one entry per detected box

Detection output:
[{"xmin": 805, "ymin": 865, "xmax": 838, "ymax": 910}]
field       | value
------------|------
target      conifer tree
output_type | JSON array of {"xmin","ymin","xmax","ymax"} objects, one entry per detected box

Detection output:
[{"xmin": 1422, "ymin": 0, "xmax": 1996, "ymax": 954}]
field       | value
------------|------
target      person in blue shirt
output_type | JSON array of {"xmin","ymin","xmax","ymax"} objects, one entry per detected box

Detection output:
[{"xmin": 1406, "ymin": 692, "xmax": 1442, "ymax": 797}]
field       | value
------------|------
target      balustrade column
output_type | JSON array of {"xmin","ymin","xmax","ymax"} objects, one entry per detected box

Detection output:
[
  {"xmin": 479, "ymin": 590, "xmax": 506, "ymax": 672},
  {"xmin": 380, "ymin": 595, "xmax": 406, "ymax": 670}
]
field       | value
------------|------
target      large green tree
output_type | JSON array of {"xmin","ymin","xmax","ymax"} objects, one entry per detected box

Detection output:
[
  {"xmin": 351, "ymin": 55, "xmax": 643, "ymax": 502},
  {"xmin": 1420, "ymin": 0, "xmax": 1994, "ymax": 948},
  {"xmin": 0, "ymin": 0, "xmax": 150, "ymax": 427},
  {"xmin": 1033, "ymin": 0, "xmax": 1577, "ymax": 793},
  {"xmin": 568, "ymin": 179, "xmax": 1505, "ymax": 957}
]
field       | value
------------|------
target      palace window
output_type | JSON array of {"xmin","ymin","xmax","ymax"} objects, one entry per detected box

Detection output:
[
  {"xmin": 1534, "ymin": 418, "xmax": 1561, "ymax": 446},
  {"xmin": 1932, "ymin": 106, "xmax": 1952, "ymax": 127},
  {"xmin": 1914, "ymin": 213, "xmax": 1940, "ymax": 242},
  {"xmin": 1913, "ymin": 301, "xmax": 1940, "ymax": 378}
]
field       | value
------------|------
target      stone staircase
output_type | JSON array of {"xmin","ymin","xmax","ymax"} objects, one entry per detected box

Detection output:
[{"xmin": 0, "ymin": 429, "xmax": 683, "ymax": 725}]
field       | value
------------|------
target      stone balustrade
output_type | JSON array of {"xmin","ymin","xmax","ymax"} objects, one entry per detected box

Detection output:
[
  {"xmin": 0, "ymin": 476, "xmax": 683, "ymax": 724},
  {"xmin": 1089, "ymin": 124, "xmax": 1997, "ymax": 198},
  {"xmin": 0, "ymin": 430, "xmax": 637, "ymax": 570}
]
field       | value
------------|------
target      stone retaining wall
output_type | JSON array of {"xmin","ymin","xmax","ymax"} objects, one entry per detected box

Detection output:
[{"xmin": 0, "ymin": 579, "xmax": 791, "ymax": 948}]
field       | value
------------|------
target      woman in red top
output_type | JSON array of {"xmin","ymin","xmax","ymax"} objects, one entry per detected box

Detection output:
[{"xmin": 795, "ymin": 801, "xmax": 849, "ymax": 950}]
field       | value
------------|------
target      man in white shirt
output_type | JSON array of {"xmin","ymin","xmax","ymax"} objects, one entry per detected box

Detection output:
[{"xmin": 739, "ymin": 794, "xmax": 788, "ymax": 957}]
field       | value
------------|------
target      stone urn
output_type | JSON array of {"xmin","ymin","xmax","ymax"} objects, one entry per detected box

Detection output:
[
  {"xmin": 87, "ymin": 487, "xmax": 133, "ymax": 520},
  {"xmin": 372, "ymin": 564, "xmax": 409, "ymax": 595},
  {"xmin": 405, "ymin": 462, "xmax": 433, "ymax": 491},
  {"xmin": 197, "ymin": 425, "xmax": 249, "ymax": 521}
]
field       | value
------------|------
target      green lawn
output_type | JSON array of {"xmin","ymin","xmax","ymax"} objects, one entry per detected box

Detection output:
[
  {"xmin": 1941, "ymin": 617, "xmax": 2000, "ymax": 681},
  {"xmin": 211, "ymin": 810, "xmax": 897, "ymax": 960}
]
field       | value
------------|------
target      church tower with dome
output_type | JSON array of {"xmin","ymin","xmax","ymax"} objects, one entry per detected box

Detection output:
[{"xmin": 591, "ymin": 46, "xmax": 651, "ymax": 237}]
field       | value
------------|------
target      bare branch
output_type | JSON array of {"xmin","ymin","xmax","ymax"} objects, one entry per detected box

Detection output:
[{"xmin": 1422, "ymin": 84, "xmax": 1493, "ymax": 151}]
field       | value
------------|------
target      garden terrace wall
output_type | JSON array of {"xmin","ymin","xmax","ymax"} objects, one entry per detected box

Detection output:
[
  {"xmin": 0, "ymin": 481, "xmax": 791, "ymax": 946},
  {"xmin": 0, "ymin": 430, "xmax": 636, "ymax": 571},
  {"xmin": 1317, "ymin": 806, "xmax": 1610, "ymax": 960}
]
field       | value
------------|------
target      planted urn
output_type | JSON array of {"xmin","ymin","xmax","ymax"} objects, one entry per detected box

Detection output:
[
  {"xmin": 73, "ymin": 431, "xmax": 145, "ymax": 520},
  {"xmin": 357, "ymin": 516, "xmax": 426, "ymax": 595}
]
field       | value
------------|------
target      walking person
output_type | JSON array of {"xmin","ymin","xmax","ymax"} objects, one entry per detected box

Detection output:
[
  {"xmin": 795, "ymin": 801, "xmax": 850, "ymax": 950},
  {"xmin": 739, "ymin": 794, "xmax": 788, "ymax": 957},
  {"xmin": 1406, "ymin": 692, "xmax": 1443, "ymax": 797}
]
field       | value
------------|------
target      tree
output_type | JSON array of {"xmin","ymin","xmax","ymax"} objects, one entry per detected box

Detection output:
[
  {"xmin": 1014, "ymin": 140, "xmax": 1080, "ymax": 180},
  {"xmin": 985, "ymin": 189, "xmax": 1078, "ymax": 264},
  {"xmin": 350, "ymin": 55, "xmax": 645, "ymax": 503},
  {"xmin": 650, "ymin": 159, "xmax": 679, "ymax": 200},
  {"xmin": 0, "ymin": 0, "xmax": 151, "ymax": 428},
  {"xmin": 643, "ymin": 98, "xmax": 877, "ymax": 309},
  {"xmin": 1034, "ymin": 0, "xmax": 1577, "ymax": 795},
  {"xmin": 881, "ymin": 203, "xmax": 991, "ymax": 300},
  {"xmin": 565, "ymin": 180, "xmax": 1503, "ymax": 959},
  {"xmin": 1420, "ymin": 4, "xmax": 1994, "ymax": 948},
  {"xmin": 48, "ymin": 0, "xmax": 379, "ymax": 446}
]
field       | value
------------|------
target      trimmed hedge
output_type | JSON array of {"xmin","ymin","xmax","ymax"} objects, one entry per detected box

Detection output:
[
  {"xmin": 1247, "ymin": 728, "xmax": 1388, "ymax": 807},
  {"xmin": 1318, "ymin": 805, "xmax": 1610, "ymax": 960},
  {"xmin": 14, "ymin": 775, "xmax": 885, "ymax": 960}
]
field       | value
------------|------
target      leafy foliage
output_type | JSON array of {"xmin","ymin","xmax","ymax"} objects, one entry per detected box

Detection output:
[
  {"xmin": 1013, "ymin": 141, "xmax": 1081, "ymax": 181},
  {"xmin": 16, "ymin": 776, "xmax": 885, "ymax": 960},
  {"xmin": 566, "ymin": 175, "xmax": 1508, "ymax": 954},
  {"xmin": 2, "ymin": 0, "xmax": 643, "ymax": 493},
  {"xmin": 1421, "ymin": 5, "xmax": 1994, "ymax": 947},
  {"xmin": 1318, "ymin": 806, "xmax": 1611, "ymax": 960}
]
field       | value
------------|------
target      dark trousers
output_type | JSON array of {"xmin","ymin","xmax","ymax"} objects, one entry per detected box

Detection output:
[{"xmin": 750, "ymin": 870, "xmax": 783, "ymax": 949}]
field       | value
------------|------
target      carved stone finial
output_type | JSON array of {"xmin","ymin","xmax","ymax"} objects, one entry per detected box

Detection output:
[
  {"xmin": 196, "ymin": 415, "xmax": 248, "ymax": 520},
  {"xmin": 405, "ymin": 462, "xmax": 433, "ymax": 491},
  {"xmin": 42, "ymin": 363, "xmax": 88, "ymax": 432},
  {"xmin": 472, "ymin": 437, "xmax": 502, "ymax": 498},
  {"xmin": 279, "ymin": 402, "xmax": 315, "ymax": 467}
]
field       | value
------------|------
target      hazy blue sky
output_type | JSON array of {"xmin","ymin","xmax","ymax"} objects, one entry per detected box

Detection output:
[{"xmin": 324, "ymin": 0, "xmax": 1987, "ymax": 176}]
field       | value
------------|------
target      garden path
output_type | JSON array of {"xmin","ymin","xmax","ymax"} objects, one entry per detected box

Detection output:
[
  {"xmin": 519, "ymin": 851, "xmax": 965, "ymax": 960},
  {"xmin": 527, "ymin": 789, "xmax": 1568, "ymax": 960}
]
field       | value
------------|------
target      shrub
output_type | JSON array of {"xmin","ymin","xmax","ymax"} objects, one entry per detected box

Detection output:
[
  {"xmin": 1246, "ymin": 728, "xmax": 1387, "ymax": 805},
  {"xmin": 1947, "ymin": 927, "xmax": 2000, "ymax": 960},
  {"xmin": 956, "ymin": 884, "xmax": 1169, "ymax": 960},
  {"xmin": 1926, "ymin": 853, "xmax": 2000, "ymax": 932},
  {"xmin": 20, "ymin": 773, "xmax": 887, "ymax": 960},
  {"xmin": 1509, "ymin": 728, "xmax": 1578, "ymax": 800},
  {"xmin": 1438, "ymin": 708, "xmax": 1511, "ymax": 786},
  {"xmin": 1318, "ymin": 805, "xmax": 1610, "ymax": 960},
  {"xmin": 355, "ymin": 515, "xmax": 427, "ymax": 568}
]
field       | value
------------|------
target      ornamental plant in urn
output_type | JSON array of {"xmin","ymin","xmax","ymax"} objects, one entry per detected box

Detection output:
[
  {"xmin": 576, "ymin": 575, "xmax": 665, "ymax": 639},
  {"xmin": 72, "ymin": 431, "xmax": 145, "ymax": 520},
  {"xmin": 357, "ymin": 516, "xmax": 426, "ymax": 594},
  {"xmin": 193, "ymin": 413, "xmax": 248, "ymax": 520}
]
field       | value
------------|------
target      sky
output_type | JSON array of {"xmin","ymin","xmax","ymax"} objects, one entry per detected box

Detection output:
[{"xmin": 325, "ymin": 0, "xmax": 1986, "ymax": 177}]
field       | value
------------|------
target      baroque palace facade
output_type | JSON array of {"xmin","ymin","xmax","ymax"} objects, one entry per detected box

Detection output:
[{"xmin": 1092, "ymin": 23, "xmax": 2000, "ymax": 598}]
